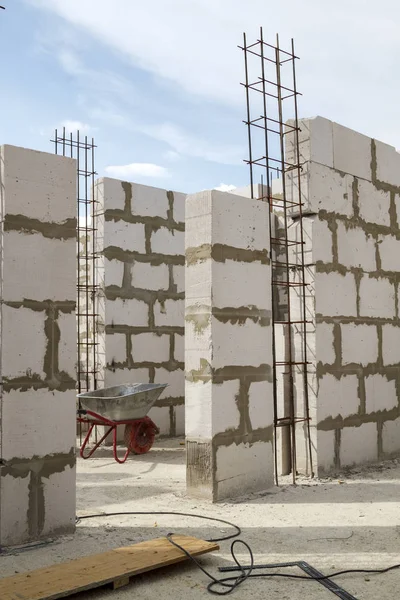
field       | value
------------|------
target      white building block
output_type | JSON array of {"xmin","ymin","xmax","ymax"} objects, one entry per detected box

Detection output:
[
  {"xmin": 106, "ymin": 332, "xmax": 127, "ymax": 364},
  {"xmin": 359, "ymin": 276, "xmax": 395, "ymax": 318},
  {"xmin": 395, "ymin": 195, "xmax": 400, "ymax": 228},
  {"xmin": 212, "ymin": 260, "xmax": 271, "ymax": 309},
  {"xmin": 382, "ymin": 418, "xmax": 400, "ymax": 455},
  {"xmin": 215, "ymin": 441, "xmax": 273, "ymax": 499},
  {"xmin": 131, "ymin": 262, "xmax": 169, "ymax": 291},
  {"xmin": 315, "ymin": 272, "xmax": 357, "ymax": 317},
  {"xmin": 341, "ymin": 324, "xmax": 378, "ymax": 366},
  {"xmin": 212, "ymin": 192, "xmax": 269, "ymax": 251},
  {"xmin": 248, "ymin": 380, "xmax": 274, "ymax": 430},
  {"xmin": 185, "ymin": 379, "xmax": 212, "ymax": 438},
  {"xmin": 375, "ymin": 140, "xmax": 400, "ymax": 187},
  {"xmin": 131, "ymin": 333, "xmax": 170, "ymax": 363},
  {"xmin": 365, "ymin": 374, "xmax": 397, "ymax": 413},
  {"xmin": 154, "ymin": 298, "xmax": 184, "ymax": 327},
  {"xmin": 148, "ymin": 406, "xmax": 171, "ymax": 435},
  {"xmin": 337, "ymin": 223, "xmax": 376, "ymax": 271},
  {"xmin": 174, "ymin": 333, "xmax": 184, "ymax": 363},
  {"xmin": 316, "ymin": 430, "xmax": 336, "ymax": 473},
  {"xmin": 212, "ymin": 319, "xmax": 271, "ymax": 369},
  {"xmin": 382, "ymin": 324, "xmax": 400, "ymax": 365},
  {"xmin": 286, "ymin": 117, "xmax": 334, "ymax": 168},
  {"xmin": 358, "ymin": 180, "xmax": 391, "ymax": 227},
  {"xmin": 58, "ymin": 312, "xmax": 76, "ymax": 378},
  {"xmin": 318, "ymin": 374, "xmax": 359, "ymax": 422},
  {"xmin": 2, "ymin": 233, "xmax": 76, "ymax": 302},
  {"xmin": 154, "ymin": 367, "xmax": 184, "ymax": 398},
  {"xmin": 172, "ymin": 191, "xmax": 186, "ymax": 224},
  {"xmin": 2, "ymin": 172, "xmax": 76, "ymax": 223},
  {"xmin": 0, "ymin": 474, "xmax": 30, "ymax": 546},
  {"xmin": 0, "ymin": 144, "xmax": 76, "ymax": 193},
  {"xmin": 131, "ymin": 183, "xmax": 169, "ymax": 219},
  {"xmin": 104, "ymin": 367, "xmax": 149, "ymax": 387},
  {"xmin": 151, "ymin": 228, "xmax": 184, "ymax": 256},
  {"xmin": 332, "ymin": 122, "xmax": 372, "ymax": 180},
  {"xmin": 289, "ymin": 162, "xmax": 354, "ymax": 218},
  {"xmin": 104, "ymin": 220, "xmax": 146, "ymax": 253},
  {"xmin": 175, "ymin": 404, "xmax": 185, "ymax": 435},
  {"xmin": 340, "ymin": 422, "xmax": 378, "ymax": 466},
  {"xmin": 105, "ymin": 258, "xmax": 124, "ymax": 287},
  {"xmin": 316, "ymin": 322, "xmax": 335, "ymax": 365},
  {"xmin": 173, "ymin": 265, "xmax": 185, "ymax": 293},
  {"xmin": 2, "ymin": 305, "xmax": 46, "ymax": 379},
  {"xmin": 378, "ymin": 235, "xmax": 400, "ymax": 272},
  {"xmin": 312, "ymin": 219, "xmax": 333, "ymax": 264},
  {"xmin": 185, "ymin": 261, "xmax": 211, "ymax": 303},
  {"xmin": 41, "ymin": 466, "xmax": 76, "ymax": 536},
  {"xmin": 1, "ymin": 390, "xmax": 76, "ymax": 459},
  {"xmin": 106, "ymin": 297, "xmax": 149, "ymax": 326},
  {"xmin": 212, "ymin": 380, "xmax": 241, "ymax": 435},
  {"xmin": 98, "ymin": 177, "xmax": 126, "ymax": 211}
]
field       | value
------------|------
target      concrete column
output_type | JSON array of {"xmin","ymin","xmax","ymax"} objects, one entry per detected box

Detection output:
[
  {"xmin": 0, "ymin": 145, "xmax": 77, "ymax": 546},
  {"xmin": 185, "ymin": 189, "xmax": 274, "ymax": 501}
]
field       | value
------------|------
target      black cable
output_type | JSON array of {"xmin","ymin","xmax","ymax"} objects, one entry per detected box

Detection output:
[
  {"xmin": 77, "ymin": 511, "xmax": 400, "ymax": 594},
  {"xmin": 76, "ymin": 511, "xmax": 241, "ymax": 542}
]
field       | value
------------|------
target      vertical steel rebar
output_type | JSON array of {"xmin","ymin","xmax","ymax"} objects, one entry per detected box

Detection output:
[{"xmin": 243, "ymin": 32, "xmax": 254, "ymax": 199}]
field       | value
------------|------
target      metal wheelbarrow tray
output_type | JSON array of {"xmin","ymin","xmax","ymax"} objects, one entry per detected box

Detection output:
[{"xmin": 77, "ymin": 383, "xmax": 167, "ymax": 463}]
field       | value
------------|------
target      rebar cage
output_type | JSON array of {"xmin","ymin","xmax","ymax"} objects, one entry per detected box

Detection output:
[
  {"xmin": 52, "ymin": 129, "xmax": 100, "ymax": 395},
  {"xmin": 240, "ymin": 29, "xmax": 314, "ymax": 483}
]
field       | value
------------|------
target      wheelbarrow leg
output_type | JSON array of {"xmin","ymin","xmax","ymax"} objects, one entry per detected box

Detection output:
[
  {"xmin": 112, "ymin": 424, "xmax": 131, "ymax": 464},
  {"xmin": 80, "ymin": 423, "xmax": 114, "ymax": 459}
]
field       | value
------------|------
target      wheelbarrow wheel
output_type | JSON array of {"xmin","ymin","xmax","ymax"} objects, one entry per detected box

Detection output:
[{"xmin": 124, "ymin": 421, "xmax": 155, "ymax": 455}]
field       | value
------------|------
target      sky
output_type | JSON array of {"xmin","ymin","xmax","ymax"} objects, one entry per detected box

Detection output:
[{"xmin": 0, "ymin": 0, "xmax": 400, "ymax": 193}]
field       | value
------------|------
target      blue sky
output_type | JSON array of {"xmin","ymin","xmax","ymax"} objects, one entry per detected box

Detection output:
[{"xmin": 1, "ymin": 0, "xmax": 400, "ymax": 193}]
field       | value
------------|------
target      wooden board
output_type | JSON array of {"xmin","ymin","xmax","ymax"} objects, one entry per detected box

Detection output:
[{"xmin": 0, "ymin": 535, "xmax": 219, "ymax": 600}]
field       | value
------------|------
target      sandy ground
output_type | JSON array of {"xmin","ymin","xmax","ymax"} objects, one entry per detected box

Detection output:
[{"xmin": 2, "ymin": 438, "xmax": 400, "ymax": 599}]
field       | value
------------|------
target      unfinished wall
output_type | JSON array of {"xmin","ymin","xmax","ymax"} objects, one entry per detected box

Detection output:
[
  {"xmin": 0, "ymin": 145, "xmax": 77, "ymax": 546},
  {"xmin": 185, "ymin": 189, "xmax": 274, "ymax": 501},
  {"xmin": 287, "ymin": 117, "xmax": 400, "ymax": 473},
  {"xmin": 95, "ymin": 178, "xmax": 185, "ymax": 436}
]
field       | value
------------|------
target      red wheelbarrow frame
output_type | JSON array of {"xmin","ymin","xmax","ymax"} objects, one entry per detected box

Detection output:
[{"xmin": 77, "ymin": 409, "xmax": 160, "ymax": 464}]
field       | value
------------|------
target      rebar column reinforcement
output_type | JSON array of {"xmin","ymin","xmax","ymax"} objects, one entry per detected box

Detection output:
[
  {"xmin": 240, "ymin": 30, "xmax": 314, "ymax": 484},
  {"xmin": 52, "ymin": 129, "xmax": 100, "ymax": 437}
]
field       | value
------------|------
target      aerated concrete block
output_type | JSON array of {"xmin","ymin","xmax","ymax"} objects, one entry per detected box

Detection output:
[
  {"xmin": 316, "ymin": 322, "xmax": 335, "ymax": 365},
  {"xmin": 104, "ymin": 220, "xmax": 146, "ymax": 253},
  {"xmin": 359, "ymin": 276, "xmax": 395, "ymax": 319},
  {"xmin": 154, "ymin": 298, "xmax": 184, "ymax": 327},
  {"xmin": 365, "ymin": 374, "xmax": 397, "ymax": 413},
  {"xmin": 318, "ymin": 374, "xmax": 359, "ymax": 422},
  {"xmin": 0, "ymin": 474, "xmax": 31, "ymax": 546},
  {"xmin": 382, "ymin": 325, "xmax": 400, "ymax": 365},
  {"xmin": 105, "ymin": 258, "xmax": 124, "ymax": 287},
  {"xmin": 286, "ymin": 117, "xmax": 334, "ymax": 168},
  {"xmin": 131, "ymin": 262, "xmax": 170, "ymax": 291},
  {"xmin": 106, "ymin": 332, "xmax": 127, "ymax": 364},
  {"xmin": 212, "ymin": 380, "xmax": 241, "ymax": 435},
  {"xmin": 375, "ymin": 140, "xmax": 400, "ymax": 187},
  {"xmin": 341, "ymin": 324, "xmax": 378, "ymax": 366},
  {"xmin": 316, "ymin": 272, "xmax": 357, "ymax": 317},
  {"xmin": 212, "ymin": 260, "xmax": 270, "ymax": 309},
  {"xmin": 378, "ymin": 235, "xmax": 400, "ymax": 272},
  {"xmin": 106, "ymin": 297, "xmax": 149, "ymax": 326},
  {"xmin": 174, "ymin": 333, "xmax": 184, "ymax": 363},
  {"xmin": 151, "ymin": 227, "xmax": 184, "ymax": 255},
  {"xmin": 358, "ymin": 179, "xmax": 391, "ymax": 227},
  {"xmin": 340, "ymin": 422, "xmax": 378, "ymax": 466},
  {"xmin": 332, "ymin": 122, "xmax": 372, "ymax": 180},
  {"xmin": 212, "ymin": 318, "xmax": 270, "ymax": 369},
  {"xmin": 173, "ymin": 265, "xmax": 185, "ymax": 293},
  {"xmin": 337, "ymin": 222, "xmax": 376, "ymax": 271},
  {"xmin": 248, "ymin": 380, "xmax": 274, "ymax": 430},
  {"xmin": 382, "ymin": 418, "xmax": 400, "ymax": 455},
  {"xmin": 154, "ymin": 367, "xmax": 184, "ymax": 399},
  {"xmin": 131, "ymin": 182, "xmax": 170, "ymax": 219},
  {"xmin": 131, "ymin": 333, "xmax": 170, "ymax": 363},
  {"xmin": 41, "ymin": 466, "xmax": 76, "ymax": 537}
]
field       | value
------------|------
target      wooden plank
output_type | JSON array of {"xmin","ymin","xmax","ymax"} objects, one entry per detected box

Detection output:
[{"xmin": 0, "ymin": 535, "xmax": 219, "ymax": 600}]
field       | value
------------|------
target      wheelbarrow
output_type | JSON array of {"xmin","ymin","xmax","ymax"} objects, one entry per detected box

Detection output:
[{"xmin": 77, "ymin": 383, "xmax": 167, "ymax": 464}]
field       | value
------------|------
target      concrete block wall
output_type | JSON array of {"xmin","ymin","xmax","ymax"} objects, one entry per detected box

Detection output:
[
  {"xmin": 95, "ymin": 178, "xmax": 185, "ymax": 435},
  {"xmin": 287, "ymin": 117, "xmax": 400, "ymax": 473},
  {"xmin": 0, "ymin": 145, "xmax": 77, "ymax": 546},
  {"xmin": 185, "ymin": 189, "xmax": 274, "ymax": 501}
]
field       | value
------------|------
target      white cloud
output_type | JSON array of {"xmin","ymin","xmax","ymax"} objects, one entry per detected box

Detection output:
[
  {"xmin": 214, "ymin": 184, "xmax": 237, "ymax": 192},
  {"xmin": 105, "ymin": 163, "xmax": 170, "ymax": 179},
  {"xmin": 164, "ymin": 150, "xmax": 180, "ymax": 162},
  {"xmin": 26, "ymin": 0, "xmax": 400, "ymax": 148},
  {"xmin": 61, "ymin": 120, "xmax": 92, "ymax": 133}
]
